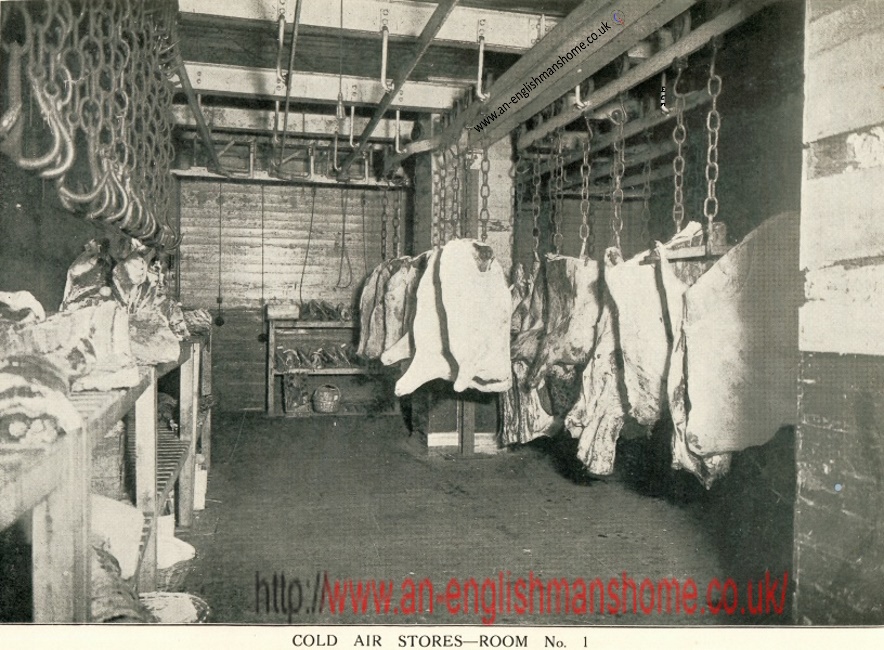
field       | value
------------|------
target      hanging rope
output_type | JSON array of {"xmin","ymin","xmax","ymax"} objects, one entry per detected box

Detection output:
[
  {"xmin": 260, "ymin": 184, "xmax": 266, "ymax": 305},
  {"xmin": 579, "ymin": 115, "xmax": 594, "ymax": 259},
  {"xmin": 479, "ymin": 146, "xmax": 491, "ymax": 243},
  {"xmin": 336, "ymin": 187, "xmax": 353, "ymax": 288},
  {"xmin": 610, "ymin": 95, "xmax": 627, "ymax": 252},
  {"xmin": 214, "ymin": 183, "xmax": 225, "ymax": 326},
  {"xmin": 671, "ymin": 57, "xmax": 688, "ymax": 235},
  {"xmin": 299, "ymin": 186, "xmax": 317, "ymax": 305},
  {"xmin": 704, "ymin": 38, "xmax": 723, "ymax": 243}
]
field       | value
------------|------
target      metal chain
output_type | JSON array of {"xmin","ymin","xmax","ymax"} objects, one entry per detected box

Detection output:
[
  {"xmin": 704, "ymin": 39, "xmax": 723, "ymax": 231},
  {"xmin": 479, "ymin": 146, "xmax": 491, "ymax": 242},
  {"xmin": 393, "ymin": 183, "xmax": 402, "ymax": 257},
  {"xmin": 9, "ymin": 0, "xmax": 179, "ymax": 249},
  {"xmin": 610, "ymin": 95, "xmax": 627, "ymax": 251},
  {"xmin": 671, "ymin": 57, "xmax": 688, "ymax": 235},
  {"xmin": 552, "ymin": 129, "xmax": 564, "ymax": 254},
  {"xmin": 509, "ymin": 152, "xmax": 521, "ymax": 256},
  {"xmin": 451, "ymin": 145, "xmax": 461, "ymax": 239},
  {"xmin": 440, "ymin": 148, "xmax": 449, "ymax": 244},
  {"xmin": 641, "ymin": 132, "xmax": 653, "ymax": 246},
  {"xmin": 531, "ymin": 156, "xmax": 542, "ymax": 261},
  {"xmin": 381, "ymin": 180, "xmax": 389, "ymax": 260},
  {"xmin": 460, "ymin": 148, "xmax": 471, "ymax": 239},
  {"xmin": 431, "ymin": 150, "xmax": 443, "ymax": 248},
  {"xmin": 579, "ymin": 115, "xmax": 593, "ymax": 258}
]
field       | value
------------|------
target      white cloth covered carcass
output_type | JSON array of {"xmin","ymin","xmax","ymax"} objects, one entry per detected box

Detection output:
[
  {"xmin": 682, "ymin": 211, "xmax": 800, "ymax": 456},
  {"xmin": 395, "ymin": 240, "xmax": 511, "ymax": 396},
  {"xmin": 658, "ymin": 243, "xmax": 731, "ymax": 487}
]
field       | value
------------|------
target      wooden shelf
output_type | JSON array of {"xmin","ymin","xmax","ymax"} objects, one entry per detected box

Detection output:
[
  {"xmin": 273, "ymin": 320, "xmax": 357, "ymax": 329},
  {"xmin": 273, "ymin": 366, "xmax": 384, "ymax": 376}
]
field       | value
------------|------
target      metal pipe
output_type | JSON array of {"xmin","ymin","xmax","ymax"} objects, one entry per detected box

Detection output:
[{"xmin": 278, "ymin": 0, "xmax": 304, "ymax": 166}]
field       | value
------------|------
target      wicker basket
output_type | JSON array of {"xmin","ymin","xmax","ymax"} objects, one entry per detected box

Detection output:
[
  {"xmin": 157, "ymin": 537, "xmax": 196, "ymax": 591},
  {"xmin": 312, "ymin": 384, "xmax": 341, "ymax": 413},
  {"xmin": 139, "ymin": 592, "xmax": 210, "ymax": 624}
]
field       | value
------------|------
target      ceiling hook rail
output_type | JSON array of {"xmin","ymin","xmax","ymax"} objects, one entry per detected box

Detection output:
[
  {"xmin": 574, "ymin": 78, "xmax": 594, "ymax": 111},
  {"xmin": 476, "ymin": 34, "xmax": 490, "ymax": 102},
  {"xmin": 394, "ymin": 109, "xmax": 405, "ymax": 154},
  {"xmin": 380, "ymin": 25, "xmax": 395, "ymax": 93}
]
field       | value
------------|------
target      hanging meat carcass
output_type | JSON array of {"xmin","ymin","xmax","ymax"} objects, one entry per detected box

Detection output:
[
  {"xmin": 439, "ymin": 239, "xmax": 511, "ymax": 393},
  {"xmin": 395, "ymin": 240, "xmax": 511, "ymax": 396},
  {"xmin": 380, "ymin": 253, "xmax": 428, "ymax": 366},
  {"xmin": 511, "ymin": 260, "xmax": 546, "ymax": 363},
  {"xmin": 681, "ymin": 211, "xmax": 800, "ymax": 457},
  {"xmin": 604, "ymin": 221, "xmax": 708, "ymax": 426},
  {"xmin": 658, "ymin": 242, "xmax": 731, "ymax": 487},
  {"xmin": 395, "ymin": 249, "xmax": 450, "ymax": 395},
  {"xmin": 526, "ymin": 254, "xmax": 602, "ymax": 386},
  {"xmin": 500, "ymin": 360, "xmax": 556, "ymax": 445},
  {"xmin": 564, "ymin": 294, "xmax": 625, "ymax": 476},
  {"xmin": 357, "ymin": 258, "xmax": 400, "ymax": 359}
]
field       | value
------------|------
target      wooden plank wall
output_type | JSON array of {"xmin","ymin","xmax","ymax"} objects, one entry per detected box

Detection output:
[
  {"xmin": 177, "ymin": 180, "xmax": 404, "ymax": 410},
  {"xmin": 795, "ymin": 0, "xmax": 884, "ymax": 624}
]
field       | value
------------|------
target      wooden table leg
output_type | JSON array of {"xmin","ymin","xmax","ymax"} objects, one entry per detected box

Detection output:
[
  {"xmin": 178, "ymin": 343, "xmax": 200, "ymax": 528},
  {"xmin": 135, "ymin": 367, "xmax": 158, "ymax": 591}
]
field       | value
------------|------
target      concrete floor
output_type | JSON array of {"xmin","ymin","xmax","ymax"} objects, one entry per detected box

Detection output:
[{"xmin": 179, "ymin": 412, "xmax": 793, "ymax": 626}]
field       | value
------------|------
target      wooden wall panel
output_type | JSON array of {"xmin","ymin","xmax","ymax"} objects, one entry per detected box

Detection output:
[{"xmin": 178, "ymin": 180, "xmax": 405, "ymax": 310}]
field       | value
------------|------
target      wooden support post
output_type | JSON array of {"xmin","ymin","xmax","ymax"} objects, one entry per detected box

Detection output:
[
  {"xmin": 135, "ymin": 367, "xmax": 158, "ymax": 591},
  {"xmin": 178, "ymin": 342, "xmax": 200, "ymax": 529},
  {"xmin": 31, "ymin": 429, "xmax": 90, "ymax": 622},
  {"xmin": 201, "ymin": 333, "xmax": 213, "ymax": 471},
  {"xmin": 460, "ymin": 400, "xmax": 476, "ymax": 456}
]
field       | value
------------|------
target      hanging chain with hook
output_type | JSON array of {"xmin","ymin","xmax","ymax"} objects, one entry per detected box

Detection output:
[
  {"xmin": 610, "ymin": 95, "xmax": 627, "ymax": 251},
  {"xmin": 431, "ymin": 150, "xmax": 442, "ymax": 248},
  {"xmin": 531, "ymin": 155, "xmax": 542, "ymax": 261},
  {"xmin": 439, "ymin": 148, "xmax": 449, "ymax": 244},
  {"xmin": 380, "ymin": 179, "xmax": 389, "ymax": 260},
  {"xmin": 479, "ymin": 146, "xmax": 491, "ymax": 242},
  {"xmin": 641, "ymin": 131, "xmax": 653, "ymax": 247},
  {"xmin": 704, "ymin": 38, "xmax": 723, "ymax": 239},
  {"xmin": 671, "ymin": 57, "xmax": 688, "ymax": 235},
  {"xmin": 393, "ymin": 182, "xmax": 402, "ymax": 257},
  {"xmin": 551, "ymin": 128, "xmax": 565, "ymax": 254},
  {"xmin": 579, "ymin": 115, "xmax": 594, "ymax": 258},
  {"xmin": 451, "ymin": 144, "xmax": 462, "ymax": 239}
]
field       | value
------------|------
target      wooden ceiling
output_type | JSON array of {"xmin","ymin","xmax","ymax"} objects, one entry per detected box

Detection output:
[{"xmin": 172, "ymin": 0, "xmax": 783, "ymax": 181}]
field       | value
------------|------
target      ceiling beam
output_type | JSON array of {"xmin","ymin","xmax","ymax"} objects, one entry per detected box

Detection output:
[
  {"xmin": 406, "ymin": 0, "xmax": 688, "ymax": 159},
  {"xmin": 177, "ymin": 0, "xmax": 559, "ymax": 53},
  {"xmin": 519, "ymin": 0, "xmax": 780, "ymax": 150},
  {"xmin": 549, "ymin": 88, "xmax": 712, "ymax": 170},
  {"xmin": 468, "ymin": 0, "xmax": 696, "ymax": 147},
  {"xmin": 171, "ymin": 105, "xmax": 414, "ymax": 140},
  {"xmin": 338, "ymin": 0, "xmax": 460, "ymax": 177},
  {"xmin": 182, "ymin": 62, "xmax": 465, "ymax": 111}
]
